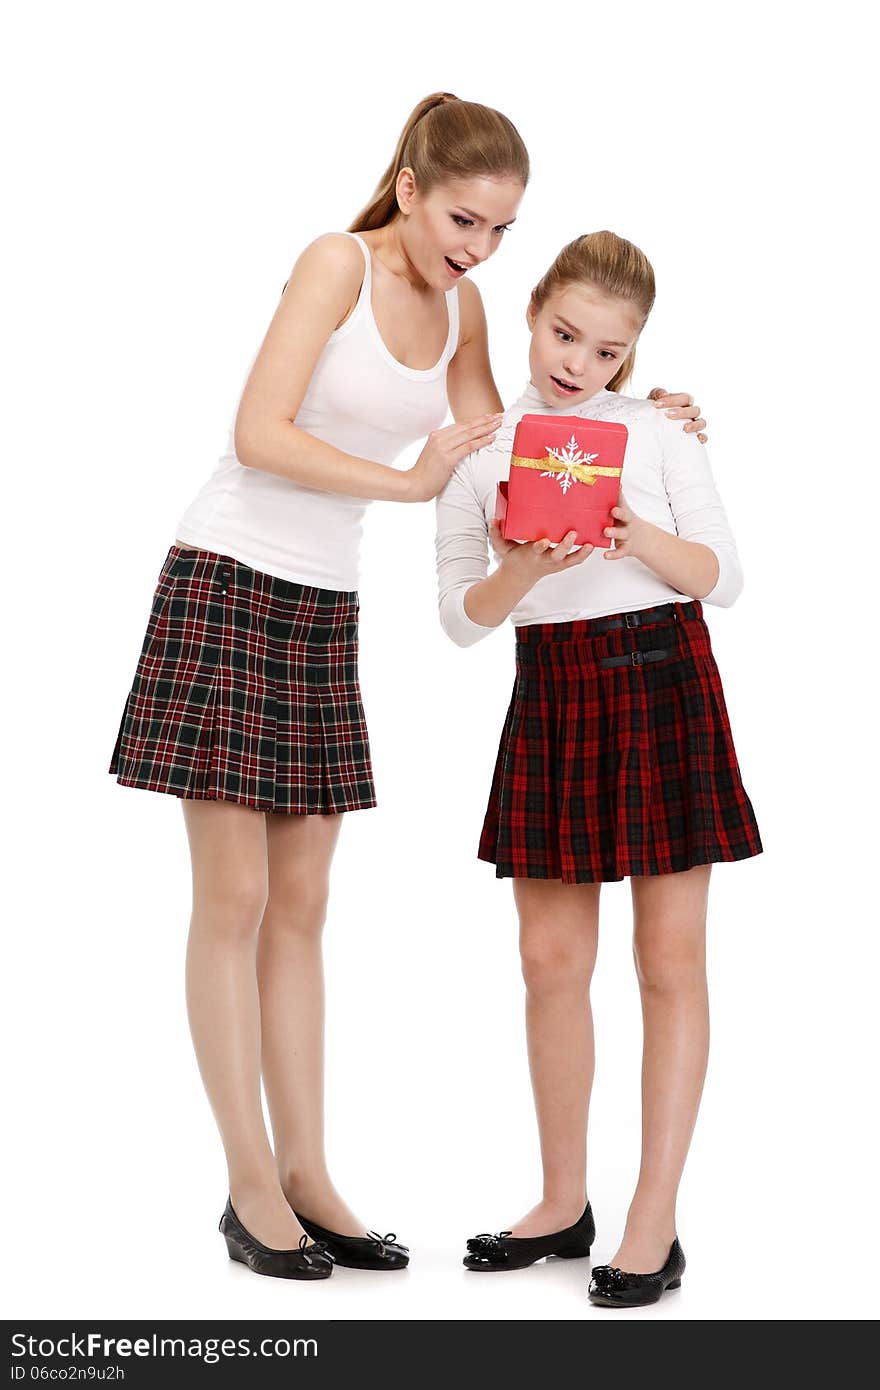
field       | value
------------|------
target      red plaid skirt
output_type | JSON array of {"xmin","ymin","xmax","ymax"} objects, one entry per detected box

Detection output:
[
  {"xmin": 478, "ymin": 601, "xmax": 762, "ymax": 882},
  {"xmin": 109, "ymin": 545, "xmax": 376, "ymax": 815}
]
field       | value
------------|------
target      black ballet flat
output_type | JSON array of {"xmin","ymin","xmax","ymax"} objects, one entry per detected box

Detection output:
[
  {"xmin": 588, "ymin": 1238, "xmax": 686, "ymax": 1307},
  {"xmin": 463, "ymin": 1203, "xmax": 595, "ymax": 1272},
  {"xmin": 294, "ymin": 1212, "xmax": 410, "ymax": 1270},
  {"xmin": 219, "ymin": 1198, "xmax": 334, "ymax": 1280}
]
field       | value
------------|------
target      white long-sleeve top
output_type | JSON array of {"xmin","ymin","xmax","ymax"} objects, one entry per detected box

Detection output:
[{"xmin": 435, "ymin": 381, "xmax": 743, "ymax": 647}]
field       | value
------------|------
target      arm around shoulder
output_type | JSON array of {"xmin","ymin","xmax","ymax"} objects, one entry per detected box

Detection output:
[{"xmin": 445, "ymin": 278, "xmax": 504, "ymax": 422}]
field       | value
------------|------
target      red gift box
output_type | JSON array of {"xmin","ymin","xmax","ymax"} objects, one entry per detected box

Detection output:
[{"xmin": 494, "ymin": 413, "xmax": 628, "ymax": 547}]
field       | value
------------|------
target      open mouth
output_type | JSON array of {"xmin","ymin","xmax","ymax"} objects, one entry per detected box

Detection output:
[
  {"xmin": 445, "ymin": 256, "xmax": 470, "ymax": 277},
  {"xmin": 551, "ymin": 375, "xmax": 581, "ymax": 394}
]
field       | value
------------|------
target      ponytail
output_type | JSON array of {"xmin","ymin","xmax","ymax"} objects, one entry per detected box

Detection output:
[{"xmin": 349, "ymin": 93, "xmax": 529, "ymax": 233}]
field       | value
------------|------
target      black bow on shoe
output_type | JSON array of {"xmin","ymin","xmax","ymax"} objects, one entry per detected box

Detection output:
[
  {"xmin": 466, "ymin": 1230, "xmax": 513, "ymax": 1261},
  {"xmin": 299, "ymin": 1235, "xmax": 334, "ymax": 1268},
  {"xmin": 365, "ymin": 1231, "xmax": 408, "ymax": 1257},
  {"xmin": 590, "ymin": 1264, "xmax": 627, "ymax": 1291}
]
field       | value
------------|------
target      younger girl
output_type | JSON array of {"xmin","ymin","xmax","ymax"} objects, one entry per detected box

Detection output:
[{"xmin": 435, "ymin": 231, "xmax": 761, "ymax": 1307}]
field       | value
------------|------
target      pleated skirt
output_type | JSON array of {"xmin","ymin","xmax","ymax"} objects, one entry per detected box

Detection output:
[
  {"xmin": 109, "ymin": 545, "xmax": 376, "ymax": 814},
  {"xmin": 478, "ymin": 601, "xmax": 762, "ymax": 882}
]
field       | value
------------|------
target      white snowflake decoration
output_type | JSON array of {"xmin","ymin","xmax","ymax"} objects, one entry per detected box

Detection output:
[{"xmin": 542, "ymin": 435, "xmax": 599, "ymax": 493}]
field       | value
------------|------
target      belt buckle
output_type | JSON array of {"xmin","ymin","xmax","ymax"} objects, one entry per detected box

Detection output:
[
  {"xmin": 631, "ymin": 651, "xmax": 643, "ymax": 667},
  {"xmin": 625, "ymin": 612, "xmax": 640, "ymax": 629}
]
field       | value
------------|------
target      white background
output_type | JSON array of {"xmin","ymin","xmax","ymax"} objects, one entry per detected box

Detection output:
[{"xmin": 5, "ymin": 0, "xmax": 878, "ymax": 1324}]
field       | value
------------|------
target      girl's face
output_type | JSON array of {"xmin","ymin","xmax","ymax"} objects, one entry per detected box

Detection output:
[
  {"xmin": 527, "ymin": 283, "xmax": 642, "ymax": 406},
  {"xmin": 397, "ymin": 174, "xmax": 524, "ymax": 289}
]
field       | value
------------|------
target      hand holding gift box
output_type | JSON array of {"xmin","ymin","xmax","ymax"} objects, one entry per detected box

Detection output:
[{"xmin": 494, "ymin": 414, "xmax": 629, "ymax": 548}]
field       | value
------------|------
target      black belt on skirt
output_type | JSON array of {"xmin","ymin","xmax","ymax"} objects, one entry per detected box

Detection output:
[
  {"xmin": 514, "ymin": 600, "xmax": 702, "ymax": 670},
  {"xmin": 594, "ymin": 600, "xmax": 698, "ymax": 667},
  {"xmin": 587, "ymin": 600, "xmax": 700, "ymax": 634}
]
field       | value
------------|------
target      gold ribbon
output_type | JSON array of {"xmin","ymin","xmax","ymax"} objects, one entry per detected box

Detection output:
[{"xmin": 510, "ymin": 453, "xmax": 622, "ymax": 487}]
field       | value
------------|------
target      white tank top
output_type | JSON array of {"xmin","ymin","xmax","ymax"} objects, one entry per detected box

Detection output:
[{"xmin": 175, "ymin": 233, "xmax": 460, "ymax": 590}]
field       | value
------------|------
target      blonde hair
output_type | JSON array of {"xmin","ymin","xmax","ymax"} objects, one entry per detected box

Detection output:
[
  {"xmin": 349, "ymin": 93, "xmax": 529, "ymax": 232},
  {"xmin": 531, "ymin": 231, "xmax": 656, "ymax": 392}
]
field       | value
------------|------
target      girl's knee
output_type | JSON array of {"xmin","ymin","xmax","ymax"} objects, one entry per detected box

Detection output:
[
  {"xmin": 191, "ymin": 872, "xmax": 269, "ymax": 942},
  {"xmin": 262, "ymin": 871, "xmax": 331, "ymax": 938},
  {"xmin": 633, "ymin": 933, "xmax": 706, "ymax": 995},
  {"xmin": 519, "ymin": 921, "xmax": 594, "ymax": 994}
]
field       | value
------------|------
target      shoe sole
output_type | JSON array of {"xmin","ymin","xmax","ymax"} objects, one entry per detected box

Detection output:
[
  {"xmin": 464, "ymin": 1248, "xmax": 591, "ymax": 1272},
  {"xmin": 324, "ymin": 1256, "xmax": 409, "ymax": 1271},
  {"xmin": 225, "ymin": 1242, "xmax": 332, "ymax": 1281}
]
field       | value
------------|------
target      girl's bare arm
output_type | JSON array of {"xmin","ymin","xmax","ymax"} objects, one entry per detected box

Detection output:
[
  {"xmin": 233, "ymin": 235, "xmax": 409, "ymax": 497},
  {"xmin": 445, "ymin": 278, "xmax": 504, "ymax": 420},
  {"xmin": 233, "ymin": 235, "xmax": 498, "ymax": 502}
]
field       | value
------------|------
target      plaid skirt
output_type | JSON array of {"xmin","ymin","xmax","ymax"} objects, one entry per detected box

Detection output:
[
  {"xmin": 109, "ymin": 545, "xmax": 376, "ymax": 815},
  {"xmin": 478, "ymin": 601, "xmax": 762, "ymax": 883}
]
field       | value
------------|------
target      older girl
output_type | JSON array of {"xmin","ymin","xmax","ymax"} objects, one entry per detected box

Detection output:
[{"xmin": 436, "ymin": 231, "xmax": 760, "ymax": 1306}]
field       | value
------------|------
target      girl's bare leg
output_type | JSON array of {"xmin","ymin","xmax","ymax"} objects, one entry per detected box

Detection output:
[
  {"xmin": 182, "ymin": 800, "xmax": 308, "ymax": 1248},
  {"xmin": 509, "ymin": 878, "xmax": 601, "ymax": 1237},
  {"xmin": 610, "ymin": 863, "xmax": 711, "ymax": 1272},
  {"xmin": 258, "ymin": 812, "xmax": 364, "ymax": 1235}
]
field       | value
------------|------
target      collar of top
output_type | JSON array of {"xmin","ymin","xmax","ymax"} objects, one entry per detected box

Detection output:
[{"xmin": 520, "ymin": 380, "xmax": 612, "ymax": 416}]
